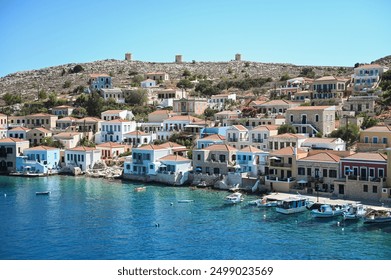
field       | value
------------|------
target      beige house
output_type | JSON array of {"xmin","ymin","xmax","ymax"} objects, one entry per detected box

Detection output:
[
  {"xmin": 75, "ymin": 117, "xmax": 102, "ymax": 134},
  {"xmin": 173, "ymin": 98, "xmax": 208, "ymax": 115},
  {"xmin": 145, "ymin": 72, "xmax": 169, "ymax": 81},
  {"xmin": 0, "ymin": 113, "xmax": 8, "ymax": 139},
  {"xmin": 0, "ymin": 137, "xmax": 30, "ymax": 173},
  {"xmin": 257, "ymin": 100, "xmax": 299, "ymax": 116},
  {"xmin": 296, "ymin": 151, "xmax": 342, "ymax": 194},
  {"xmin": 56, "ymin": 117, "xmax": 78, "ymax": 130},
  {"xmin": 53, "ymin": 132, "xmax": 83, "ymax": 149},
  {"xmin": 343, "ymin": 95, "xmax": 377, "ymax": 116},
  {"xmin": 192, "ymin": 144, "xmax": 237, "ymax": 175},
  {"xmin": 26, "ymin": 127, "xmax": 52, "ymax": 146},
  {"xmin": 357, "ymin": 125, "xmax": 391, "ymax": 152},
  {"xmin": 226, "ymin": 125, "xmax": 248, "ymax": 149},
  {"xmin": 268, "ymin": 133, "xmax": 307, "ymax": 151},
  {"xmin": 311, "ymin": 76, "xmax": 349, "ymax": 100},
  {"xmin": 286, "ymin": 105, "xmax": 336, "ymax": 136},
  {"xmin": 96, "ymin": 142, "xmax": 131, "ymax": 160},
  {"xmin": 8, "ymin": 113, "xmax": 58, "ymax": 130},
  {"xmin": 265, "ymin": 146, "xmax": 308, "ymax": 192},
  {"xmin": 214, "ymin": 110, "xmax": 241, "ymax": 122}
]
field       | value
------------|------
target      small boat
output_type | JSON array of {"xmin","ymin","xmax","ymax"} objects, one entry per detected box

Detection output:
[
  {"xmin": 229, "ymin": 184, "xmax": 240, "ymax": 192},
  {"xmin": 276, "ymin": 196, "xmax": 309, "ymax": 214},
  {"xmin": 197, "ymin": 181, "xmax": 207, "ymax": 187},
  {"xmin": 343, "ymin": 203, "xmax": 367, "ymax": 220},
  {"xmin": 224, "ymin": 192, "xmax": 243, "ymax": 204},
  {"xmin": 256, "ymin": 198, "xmax": 278, "ymax": 207},
  {"xmin": 36, "ymin": 191, "xmax": 50, "ymax": 195},
  {"xmin": 363, "ymin": 209, "xmax": 391, "ymax": 224},
  {"xmin": 134, "ymin": 186, "xmax": 146, "ymax": 192},
  {"xmin": 311, "ymin": 204, "xmax": 345, "ymax": 218},
  {"xmin": 177, "ymin": 199, "xmax": 195, "ymax": 203}
]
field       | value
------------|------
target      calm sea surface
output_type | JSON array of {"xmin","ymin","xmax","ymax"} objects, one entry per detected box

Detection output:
[{"xmin": 0, "ymin": 176, "xmax": 390, "ymax": 260}]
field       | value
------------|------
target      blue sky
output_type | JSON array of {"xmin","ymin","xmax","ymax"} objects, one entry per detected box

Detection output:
[{"xmin": 1, "ymin": 0, "xmax": 390, "ymax": 77}]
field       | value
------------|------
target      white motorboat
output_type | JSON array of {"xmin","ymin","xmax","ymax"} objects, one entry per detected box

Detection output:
[
  {"xmin": 276, "ymin": 196, "xmax": 309, "ymax": 214},
  {"xmin": 311, "ymin": 204, "xmax": 344, "ymax": 218},
  {"xmin": 343, "ymin": 203, "xmax": 367, "ymax": 220},
  {"xmin": 224, "ymin": 192, "xmax": 243, "ymax": 204}
]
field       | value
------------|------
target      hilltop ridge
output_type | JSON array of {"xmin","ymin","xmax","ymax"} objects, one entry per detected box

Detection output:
[{"xmin": 1, "ymin": 56, "xmax": 390, "ymax": 102}]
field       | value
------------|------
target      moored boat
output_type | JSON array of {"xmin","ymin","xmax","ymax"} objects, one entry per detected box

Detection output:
[
  {"xmin": 134, "ymin": 186, "xmax": 146, "ymax": 192},
  {"xmin": 256, "ymin": 197, "xmax": 278, "ymax": 207},
  {"xmin": 224, "ymin": 192, "xmax": 243, "ymax": 204},
  {"xmin": 363, "ymin": 209, "xmax": 391, "ymax": 224},
  {"xmin": 343, "ymin": 203, "xmax": 367, "ymax": 220},
  {"xmin": 177, "ymin": 199, "xmax": 194, "ymax": 203},
  {"xmin": 311, "ymin": 204, "xmax": 344, "ymax": 218},
  {"xmin": 276, "ymin": 196, "xmax": 309, "ymax": 214},
  {"xmin": 36, "ymin": 191, "xmax": 50, "ymax": 195}
]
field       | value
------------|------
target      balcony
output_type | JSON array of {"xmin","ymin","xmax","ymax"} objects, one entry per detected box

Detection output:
[
  {"xmin": 252, "ymin": 138, "xmax": 263, "ymax": 143},
  {"xmin": 310, "ymin": 176, "xmax": 323, "ymax": 183},
  {"xmin": 270, "ymin": 161, "xmax": 292, "ymax": 168}
]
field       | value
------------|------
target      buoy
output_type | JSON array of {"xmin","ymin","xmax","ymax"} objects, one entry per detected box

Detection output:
[
  {"xmin": 155, "ymin": 223, "xmax": 160, "ymax": 227},
  {"xmin": 263, "ymin": 214, "xmax": 266, "ymax": 219},
  {"xmin": 4, "ymin": 194, "xmax": 6, "ymax": 197},
  {"xmin": 170, "ymin": 202, "xmax": 174, "ymax": 206},
  {"xmin": 342, "ymin": 228, "xmax": 345, "ymax": 231},
  {"xmin": 337, "ymin": 222, "xmax": 340, "ymax": 227}
]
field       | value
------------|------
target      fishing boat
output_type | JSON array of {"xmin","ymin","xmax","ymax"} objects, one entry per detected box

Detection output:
[
  {"xmin": 343, "ymin": 203, "xmax": 367, "ymax": 220},
  {"xmin": 311, "ymin": 204, "xmax": 344, "ymax": 218},
  {"xmin": 224, "ymin": 192, "xmax": 243, "ymax": 204},
  {"xmin": 363, "ymin": 209, "xmax": 391, "ymax": 224},
  {"xmin": 36, "ymin": 191, "xmax": 50, "ymax": 195},
  {"xmin": 276, "ymin": 196, "xmax": 309, "ymax": 214},
  {"xmin": 134, "ymin": 186, "xmax": 146, "ymax": 192}
]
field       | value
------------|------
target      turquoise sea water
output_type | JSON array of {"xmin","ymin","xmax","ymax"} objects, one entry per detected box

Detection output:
[{"xmin": 0, "ymin": 176, "xmax": 391, "ymax": 260}]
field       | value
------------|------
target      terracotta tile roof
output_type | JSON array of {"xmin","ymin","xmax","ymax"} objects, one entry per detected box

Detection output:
[
  {"xmin": 134, "ymin": 144, "xmax": 167, "ymax": 151},
  {"xmin": 249, "ymin": 100, "xmax": 267, "ymax": 106},
  {"xmin": 57, "ymin": 117, "xmax": 78, "ymax": 122},
  {"xmin": 342, "ymin": 152, "xmax": 387, "ymax": 162},
  {"xmin": 54, "ymin": 132, "xmax": 81, "ymax": 139},
  {"xmin": 68, "ymin": 146, "xmax": 99, "ymax": 152},
  {"xmin": 102, "ymin": 110, "xmax": 126, "ymax": 114},
  {"xmin": 362, "ymin": 125, "xmax": 391, "ymax": 132},
  {"xmin": 231, "ymin": 125, "xmax": 248, "ymax": 131},
  {"xmin": 96, "ymin": 142, "xmax": 126, "ymax": 148},
  {"xmin": 124, "ymin": 130, "xmax": 150, "ymax": 136},
  {"xmin": 0, "ymin": 113, "xmax": 7, "ymax": 117},
  {"xmin": 303, "ymin": 138, "xmax": 339, "ymax": 144},
  {"xmin": 158, "ymin": 142, "xmax": 186, "ymax": 149},
  {"xmin": 105, "ymin": 119, "xmax": 133, "ymax": 123},
  {"xmin": 25, "ymin": 145, "xmax": 58, "ymax": 151},
  {"xmin": 287, "ymin": 106, "xmax": 334, "ymax": 111},
  {"xmin": 158, "ymin": 154, "xmax": 190, "ymax": 162},
  {"xmin": 75, "ymin": 117, "xmax": 102, "ymax": 122},
  {"xmin": 28, "ymin": 113, "xmax": 56, "ymax": 117},
  {"xmin": 200, "ymin": 134, "xmax": 226, "ymax": 141},
  {"xmin": 271, "ymin": 133, "xmax": 307, "ymax": 139},
  {"xmin": 149, "ymin": 110, "xmax": 173, "ymax": 115},
  {"xmin": 203, "ymin": 144, "xmax": 237, "ymax": 152},
  {"xmin": 259, "ymin": 100, "xmax": 294, "ymax": 106},
  {"xmin": 9, "ymin": 126, "xmax": 30, "ymax": 131},
  {"xmin": 251, "ymin": 125, "xmax": 279, "ymax": 131},
  {"xmin": 270, "ymin": 146, "xmax": 307, "ymax": 156},
  {"xmin": 299, "ymin": 152, "xmax": 341, "ymax": 163},
  {"xmin": 165, "ymin": 115, "xmax": 203, "ymax": 122},
  {"xmin": 53, "ymin": 105, "xmax": 73, "ymax": 109},
  {"xmin": 314, "ymin": 76, "xmax": 338, "ymax": 81},
  {"xmin": 215, "ymin": 110, "xmax": 240, "ymax": 115},
  {"xmin": 356, "ymin": 64, "xmax": 383, "ymax": 69},
  {"xmin": 239, "ymin": 146, "xmax": 263, "ymax": 153},
  {"xmin": 0, "ymin": 137, "xmax": 29, "ymax": 143}
]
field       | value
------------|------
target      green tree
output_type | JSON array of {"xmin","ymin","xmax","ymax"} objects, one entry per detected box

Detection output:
[
  {"xmin": 86, "ymin": 91, "xmax": 104, "ymax": 117},
  {"xmin": 182, "ymin": 69, "xmax": 191, "ymax": 78},
  {"xmin": 63, "ymin": 80, "xmax": 72, "ymax": 89},
  {"xmin": 130, "ymin": 75, "xmax": 145, "ymax": 87},
  {"xmin": 280, "ymin": 73, "xmax": 291, "ymax": 81},
  {"xmin": 241, "ymin": 107, "xmax": 257, "ymax": 118},
  {"xmin": 79, "ymin": 137, "xmax": 96, "ymax": 147},
  {"xmin": 2, "ymin": 92, "xmax": 22, "ymax": 105},
  {"xmin": 329, "ymin": 124, "xmax": 359, "ymax": 147},
  {"xmin": 203, "ymin": 107, "xmax": 219, "ymax": 118},
  {"xmin": 38, "ymin": 90, "xmax": 47, "ymax": 100},
  {"xmin": 361, "ymin": 115, "xmax": 379, "ymax": 129},
  {"xmin": 124, "ymin": 89, "xmax": 148, "ymax": 106},
  {"xmin": 177, "ymin": 79, "xmax": 194, "ymax": 90},
  {"xmin": 41, "ymin": 137, "xmax": 64, "ymax": 148},
  {"xmin": 278, "ymin": 124, "xmax": 297, "ymax": 134}
]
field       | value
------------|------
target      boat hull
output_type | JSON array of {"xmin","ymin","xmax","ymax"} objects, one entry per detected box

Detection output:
[{"xmin": 276, "ymin": 206, "xmax": 307, "ymax": 214}]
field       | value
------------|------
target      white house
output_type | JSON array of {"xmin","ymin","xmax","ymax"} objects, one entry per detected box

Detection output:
[
  {"xmin": 226, "ymin": 125, "xmax": 249, "ymax": 149},
  {"xmin": 301, "ymin": 137, "xmax": 346, "ymax": 151},
  {"xmin": 53, "ymin": 132, "xmax": 82, "ymax": 149},
  {"xmin": 65, "ymin": 146, "xmax": 102, "ymax": 171},
  {"xmin": 101, "ymin": 110, "xmax": 134, "ymax": 121},
  {"xmin": 351, "ymin": 64, "xmax": 389, "ymax": 93},
  {"xmin": 249, "ymin": 125, "xmax": 279, "ymax": 151},
  {"xmin": 51, "ymin": 105, "xmax": 74, "ymax": 116},
  {"xmin": 100, "ymin": 119, "xmax": 137, "ymax": 143},
  {"xmin": 236, "ymin": 146, "xmax": 268, "ymax": 176},
  {"xmin": 196, "ymin": 134, "xmax": 226, "ymax": 149},
  {"xmin": 101, "ymin": 88, "xmax": 125, "ymax": 103},
  {"xmin": 141, "ymin": 79, "xmax": 157, "ymax": 88},
  {"xmin": 145, "ymin": 72, "xmax": 170, "ymax": 81},
  {"xmin": 123, "ymin": 144, "xmax": 171, "ymax": 176},
  {"xmin": 208, "ymin": 93, "xmax": 236, "ymax": 110},
  {"xmin": 156, "ymin": 154, "xmax": 192, "ymax": 185},
  {"xmin": 123, "ymin": 130, "xmax": 154, "ymax": 147},
  {"xmin": 158, "ymin": 115, "xmax": 203, "ymax": 141}
]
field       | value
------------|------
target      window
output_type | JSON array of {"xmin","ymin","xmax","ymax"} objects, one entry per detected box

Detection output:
[
  {"xmin": 150, "ymin": 165, "xmax": 153, "ymax": 170},
  {"xmin": 7, "ymin": 162, "xmax": 13, "ymax": 167},
  {"xmin": 373, "ymin": 186, "xmax": 377, "ymax": 193},
  {"xmin": 363, "ymin": 185, "xmax": 368, "ymax": 192},
  {"xmin": 307, "ymin": 168, "xmax": 311, "ymax": 176},
  {"xmin": 323, "ymin": 169, "xmax": 328, "ymax": 177},
  {"xmin": 383, "ymin": 138, "xmax": 388, "ymax": 144},
  {"xmin": 6, "ymin": 147, "xmax": 12, "ymax": 154},
  {"xmin": 373, "ymin": 137, "xmax": 378, "ymax": 144},
  {"xmin": 378, "ymin": 169, "xmax": 384, "ymax": 178},
  {"xmin": 329, "ymin": 170, "xmax": 337, "ymax": 178},
  {"xmin": 126, "ymin": 164, "xmax": 130, "ymax": 170},
  {"xmin": 315, "ymin": 115, "xmax": 319, "ymax": 122},
  {"xmin": 364, "ymin": 136, "xmax": 369, "ymax": 143},
  {"xmin": 290, "ymin": 115, "xmax": 293, "ymax": 122},
  {"xmin": 298, "ymin": 167, "xmax": 305, "ymax": 175},
  {"xmin": 219, "ymin": 155, "xmax": 226, "ymax": 162},
  {"xmin": 288, "ymin": 157, "xmax": 292, "ymax": 164},
  {"xmin": 197, "ymin": 154, "xmax": 201, "ymax": 161}
]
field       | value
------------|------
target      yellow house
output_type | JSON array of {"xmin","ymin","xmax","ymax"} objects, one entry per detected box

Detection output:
[{"xmin": 357, "ymin": 125, "xmax": 391, "ymax": 152}]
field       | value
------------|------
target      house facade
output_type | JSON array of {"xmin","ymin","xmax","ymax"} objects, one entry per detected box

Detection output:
[
  {"xmin": 123, "ymin": 130, "xmax": 154, "ymax": 147},
  {"xmin": 226, "ymin": 125, "xmax": 249, "ymax": 149},
  {"xmin": 196, "ymin": 134, "xmax": 225, "ymax": 149},
  {"xmin": 236, "ymin": 146, "xmax": 268, "ymax": 177},
  {"xmin": 192, "ymin": 144, "xmax": 237, "ymax": 175},
  {"xmin": 64, "ymin": 146, "xmax": 102, "ymax": 171},
  {"xmin": 0, "ymin": 138, "xmax": 30, "ymax": 173},
  {"xmin": 101, "ymin": 110, "xmax": 134, "ymax": 121},
  {"xmin": 26, "ymin": 127, "xmax": 52, "ymax": 146},
  {"xmin": 51, "ymin": 105, "xmax": 74, "ymax": 116},
  {"xmin": 351, "ymin": 64, "xmax": 389, "ymax": 93},
  {"xmin": 208, "ymin": 93, "xmax": 236, "ymax": 110},
  {"xmin": 7, "ymin": 126, "xmax": 30, "ymax": 139},
  {"xmin": 301, "ymin": 137, "xmax": 346, "ymax": 151},
  {"xmin": 101, "ymin": 88, "xmax": 125, "ymax": 103},
  {"xmin": 100, "ymin": 119, "xmax": 137, "ymax": 143},
  {"xmin": 89, "ymin": 74, "xmax": 112, "ymax": 90},
  {"xmin": 357, "ymin": 125, "xmax": 391, "ymax": 152},
  {"xmin": 268, "ymin": 133, "xmax": 307, "ymax": 151},
  {"xmin": 248, "ymin": 125, "xmax": 279, "ymax": 151},
  {"xmin": 16, "ymin": 146, "xmax": 60, "ymax": 174},
  {"xmin": 0, "ymin": 113, "xmax": 7, "ymax": 139},
  {"xmin": 53, "ymin": 132, "xmax": 82, "ymax": 149},
  {"xmin": 311, "ymin": 76, "xmax": 348, "ymax": 100},
  {"xmin": 173, "ymin": 98, "xmax": 208, "ymax": 116}
]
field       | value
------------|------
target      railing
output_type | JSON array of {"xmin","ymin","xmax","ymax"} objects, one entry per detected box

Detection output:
[
  {"xmin": 266, "ymin": 176, "xmax": 296, "ymax": 182},
  {"xmin": 270, "ymin": 162, "xmax": 291, "ymax": 168},
  {"xmin": 252, "ymin": 139, "xmax": 263, "ymax": 143}
]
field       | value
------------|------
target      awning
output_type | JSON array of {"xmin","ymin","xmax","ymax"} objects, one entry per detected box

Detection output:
[
  {"xmin": 195, "ymin": 167, "xmax": 202, "ymax": 171},
  {"xmin": 297, "ymin": 179, "xmax": 308, "ymax": 184},
  {"xmin": 269, "ymin": 156, "xmax": 280, "ymax": 160},
  {"xmin": 159, "ymin": 164, "xmax": 167, "ymax": 168},
  {"xmin": 234, "ymin": 164, "xmax": 241, "ymax": 169}
]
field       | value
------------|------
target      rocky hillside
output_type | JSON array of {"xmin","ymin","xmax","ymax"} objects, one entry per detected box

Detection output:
[{"xmin": 0, "ymin": 56, "xmax": 388, "ymax": 104}]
